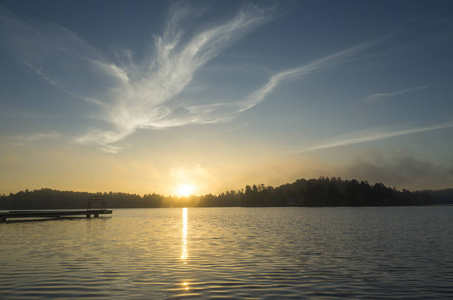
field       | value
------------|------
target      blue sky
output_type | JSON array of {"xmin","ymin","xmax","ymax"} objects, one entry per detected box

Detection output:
[{"xmin": 0, "ymin": 0, "xmax": 452, "ymax": 195}]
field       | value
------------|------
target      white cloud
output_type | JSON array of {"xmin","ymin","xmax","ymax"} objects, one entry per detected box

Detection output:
[
  {"xmin": 1, "ymin": 3, "xmax": 381, "ymax": 153},
  {"xmin": 237, "ymin": 39, "xmax": 380, "ymax": 112},
  {"xmin": 0, "ymin": 132, "xmax": 61, "ymax": 148},
  {"xmin": 15, "ymin": 132, "xmax": 60, "ymax": 142},
  {"xmin": 298, "ymin": 120, "xmax": 453, "ymax": 153},
  {"xmin": 75, "ymin": 3, "xmax": 274, "ymax": 150},
  {"xmin": 364, "ymin": 85, "xmax": 437, "ymax": 102}
]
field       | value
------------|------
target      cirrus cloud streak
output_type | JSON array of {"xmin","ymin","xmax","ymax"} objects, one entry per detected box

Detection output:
[
  {"xmin": 298, "ymin": 120, "xmax": 453, "ymax": 153},
  {"xmin": 1, "ymin": 3, "xmax": 381, "ymax": 153}
]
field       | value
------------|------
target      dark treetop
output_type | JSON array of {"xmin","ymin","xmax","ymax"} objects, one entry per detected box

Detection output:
[{"xmin": 2, "ymin": 177, "xmax": 449, "ymax": 210}]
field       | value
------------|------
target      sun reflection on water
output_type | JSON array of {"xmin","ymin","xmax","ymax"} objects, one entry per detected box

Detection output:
[
  {"xmin": 181, "ymin": 208, "xmax": 190, "ymax": 291},
  {"xmin": 181, "ymin": 208, "xmax": 188, "ymax": 262}
]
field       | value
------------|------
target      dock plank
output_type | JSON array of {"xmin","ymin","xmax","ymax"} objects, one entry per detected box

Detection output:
[{"xmin": 0, "ymin": 210, "xmax": 112, "ymax": 222}]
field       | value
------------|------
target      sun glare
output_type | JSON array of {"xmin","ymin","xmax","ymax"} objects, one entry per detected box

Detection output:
[{"xmin": 177, "ymin": 184, "xmax": 195, "ymax": 197}]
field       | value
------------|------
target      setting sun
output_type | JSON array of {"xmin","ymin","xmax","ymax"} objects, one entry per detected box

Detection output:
[{"xmin": 177, "ymin": 184, "xmax": 195, "ymax": 197}]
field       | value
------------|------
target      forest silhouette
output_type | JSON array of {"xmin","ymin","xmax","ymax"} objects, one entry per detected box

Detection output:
[{"xmin": 2, "ymin": 177, "xmax": 451, "ymax": 210}]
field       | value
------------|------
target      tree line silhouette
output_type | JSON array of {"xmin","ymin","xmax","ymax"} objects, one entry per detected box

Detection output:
[{"xmin": 1, "ymin": 176, "xmax": 450, "ymax": 210}]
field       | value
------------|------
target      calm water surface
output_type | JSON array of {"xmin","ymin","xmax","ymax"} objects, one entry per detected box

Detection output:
[{"xmin": 1, "ymin": 207, "xmax": 453, "ymax": 299}]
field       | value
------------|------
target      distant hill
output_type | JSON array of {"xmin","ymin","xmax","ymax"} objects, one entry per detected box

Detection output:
[
  {"xmin": 1, "ymin": 177, "xmax": 450, "ymax": 210},
  {"xmin": 426, "ymin": 188, "xmax": 453, "ymax": 205}
]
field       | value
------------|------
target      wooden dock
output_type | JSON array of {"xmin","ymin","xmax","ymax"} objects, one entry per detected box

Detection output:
[{"xmin": 0, "ymin": 209, "xmax": 112, "ymax": 223}]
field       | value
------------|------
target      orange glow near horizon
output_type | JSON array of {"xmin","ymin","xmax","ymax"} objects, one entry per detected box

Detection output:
[{"xmin": 176, "ymin": 184, "xmax": 195, "ymax": 197}]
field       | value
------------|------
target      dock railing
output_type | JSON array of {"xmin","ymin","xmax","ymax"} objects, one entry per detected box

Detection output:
[
  {"xmin": 87, "ymin": 195, "xmax": 108, "ymax": 211},
  {"xmin": 0, "ymin": 195, "xmax": 112, "ymax": 223}
]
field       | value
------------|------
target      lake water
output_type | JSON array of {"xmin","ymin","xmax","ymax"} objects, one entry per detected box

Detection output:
[{"xmin": 1, "ymin": 207, "xmax": 453, "ymax": 299}]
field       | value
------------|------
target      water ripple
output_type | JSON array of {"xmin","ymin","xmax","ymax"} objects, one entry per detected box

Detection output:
[{"xmin": 1, "ymin": 207, "xmax": 453, "ymax": 299}]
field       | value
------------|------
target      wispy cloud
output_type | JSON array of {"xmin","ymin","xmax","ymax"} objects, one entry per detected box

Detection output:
[
  {"xmin": 0, "ymin": 6, "xmax": 124, "ymax": 106},
  {"xmin": 183, "ymin": 38, "xmax": 380, "ymax": 123},
  {"xmin": 70, "ymin": 4, "xmax": 277, "ymax": 152},
  {"xmin": 364, "ymin": 85, "xmax": 437, "ymax": 102},
  {"xmin": 298, "ymin": 120, "xmax": 453, "ymax": 153},
  {"xmin": 237, "ymin": 39, "xmax": 380, "ymax": 112},
  {"xmin": 0, "ymin": 132, "xmax": 61, "ymax": 148},
  {"xmin": 22, "ymin": 62, "xmax": 102, "ymax": 105},
  {"xmin": 15, "ymin": 132, "xmax": 60, "ymax": 142},
  {"xmin": 1, "ymin": 3, "xmax": 380, "ymax": 153}
]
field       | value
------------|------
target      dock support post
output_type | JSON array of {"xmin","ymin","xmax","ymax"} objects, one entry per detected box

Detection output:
[
  {"xmin": 1, "ymin": 217, "xmax": 6, "ymax": 223},
  {"xmin": 94, "ymin": 214, "xmax": 99, "ymax": 218},
  {"xmin": 86, "ymin": 214, "xmax": 91, "ymax": 218}
]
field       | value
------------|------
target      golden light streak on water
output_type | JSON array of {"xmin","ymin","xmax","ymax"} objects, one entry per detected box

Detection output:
[{"xmin": 181, "ymin": 208, "xmax": 188, "ymax": 262}]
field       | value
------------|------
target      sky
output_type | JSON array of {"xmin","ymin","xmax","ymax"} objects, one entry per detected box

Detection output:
[{"xmin": 0, "ymin": 0, "xmax": 452, "ymax": 196}]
